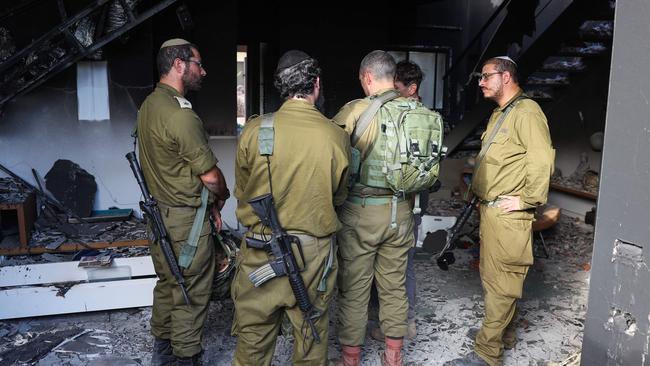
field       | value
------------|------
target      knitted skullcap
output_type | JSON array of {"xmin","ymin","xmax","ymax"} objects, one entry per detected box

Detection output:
[
  {"xmin": 494, "ymin": 55, "xmax": 517, "ymax": 66},
  {"xmin": 160, "ymin": 38, "xmax": 191, "ymax": 49}
]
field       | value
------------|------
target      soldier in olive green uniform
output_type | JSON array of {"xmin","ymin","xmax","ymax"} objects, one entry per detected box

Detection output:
[
  {"xmin": 447, "ymin": 57, "xmax": 554, "ymax": 366},
  {"xmin": 137, "ymin": 39, "xmax": 229, "ymax": 366},
  {"xmin": 334, "ymin": 51, "xmax": 414, "ymax": 366},
  {"xmin": 231, "ymin": 50, "xmax": 350, "ymax": 366}
]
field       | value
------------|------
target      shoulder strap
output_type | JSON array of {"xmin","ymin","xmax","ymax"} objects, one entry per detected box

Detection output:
[
  {"xmin": 258, "ymin": 113, "xmax": 275, "ymax": 156},
  {"xmin": 351, "ymin": 89, "xmax": 400, "ymax": 146},
  {"xmin": 474, "ymin": 95, "xmax": 528, "ymax": 174}
]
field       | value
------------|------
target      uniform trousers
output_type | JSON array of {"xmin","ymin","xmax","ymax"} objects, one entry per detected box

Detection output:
[
  {"xmin": 231, "ymin": 233, "xmax": 336, "ymax": 366},
  {"xmin": 337, "ymin": 199, "xmax": 414, "ymax": 346},
  {"xmin": 149, "ymin": 205, "xmax": 215, "ymax": 358},
  {"xmin": 475, "ymin": 204, "xmax": 533, "ymax": 366}
]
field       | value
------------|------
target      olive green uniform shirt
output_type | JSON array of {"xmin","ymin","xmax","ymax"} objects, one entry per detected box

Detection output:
[
  {"xmin": 137, "ymin": 83, "xmax": 218, "ymax": 207},
  {"xmin": 472, "ymin": 90, "xmax": 555, "ymax": 210},
  {"xmin": 235, "ymin": 99, "xmax": 351, "ymax": 237}
]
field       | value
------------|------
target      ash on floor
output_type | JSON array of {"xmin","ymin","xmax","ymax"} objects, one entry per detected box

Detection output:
[{"xmin": 0, "ymin": 200, "xmax": 593, "ymax": 365}]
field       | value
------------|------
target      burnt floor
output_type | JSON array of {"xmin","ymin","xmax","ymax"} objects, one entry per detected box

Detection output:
[{"xmin": 0, "ymin": 199, "xmax": 593, "ymax": 365}]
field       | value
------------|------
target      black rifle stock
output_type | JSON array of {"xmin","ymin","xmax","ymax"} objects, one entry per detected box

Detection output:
[
  {"xmin": 0, "ymin": 163, "xmax": 86, "ymax": 223},
  {"xmin": 246, "ymin": 193, "xmax": 321, "ymax": 344},
  {"xmin": 125, "ymin": 152, "xmax": 190, "ymax": 305},
  {"xmin": 436, "ymin": 196, "xmax": 478, "ymax": 270}
]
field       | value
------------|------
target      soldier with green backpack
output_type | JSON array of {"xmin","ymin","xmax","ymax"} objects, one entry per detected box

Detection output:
[{"xmin": 334, "ymin": 50, "xmax": 444, "ymax": 366}]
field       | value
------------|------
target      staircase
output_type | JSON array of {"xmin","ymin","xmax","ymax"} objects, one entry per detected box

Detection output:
[
  {"xmin": 523, "ymin": 19, "xmax": 613, "ymax": 103},
  {"xmin": 446, "ymin": 0, "xmax": 614, "ymax": 156},
  {"xmin": 0, "ymin": 0, "xmax": 179, "ymax": 109}
]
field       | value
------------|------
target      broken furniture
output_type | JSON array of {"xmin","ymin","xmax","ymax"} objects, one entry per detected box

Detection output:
[
  {"xmin": 0, "ymin": 191, "xmax": 36, "ymax": 247},
  {"xmin": 44, "ymin": 159, "xmax": 97, "ymax": 217},
  {"xmin": 0, "ymin": 256, "xmax": 156, "ymax": 320}
]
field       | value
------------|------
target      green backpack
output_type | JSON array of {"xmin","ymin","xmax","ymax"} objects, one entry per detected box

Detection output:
[{"xmin": 352, "ymin": 90, "xmax": 445, "ymax": 195}]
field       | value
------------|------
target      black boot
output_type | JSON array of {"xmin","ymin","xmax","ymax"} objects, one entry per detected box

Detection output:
[
  {"xmin": 176, "ymin": 354, "xmax": 201, "ymax": 366},
  {"xmin": 151, "ymin": 337, "xmax": 175, "ymax": 366}
]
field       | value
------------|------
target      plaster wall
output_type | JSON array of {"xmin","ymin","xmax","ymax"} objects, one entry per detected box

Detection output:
[{"xmin": 0, "ymin": 77, "xmax": 239, "ymax": 227}]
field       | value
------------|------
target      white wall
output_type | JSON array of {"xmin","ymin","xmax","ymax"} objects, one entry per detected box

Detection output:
[{"xmin": 0, "ymin": 85, "xmax": 238, "ymax": 226}]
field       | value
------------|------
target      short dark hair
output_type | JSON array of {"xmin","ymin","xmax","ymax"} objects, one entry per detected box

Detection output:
[
  {"xmin": 395, "ymin": 60, "xmax": 424, "ymax": 90},
  {"xmin": 483, "ymin": 57, "xmax": 519, "ymax": 84},
  {"xmin": 273, "ymin": 58, "xmax": 321, "ymax": 100},
  {"xmin": 156, "ymin": 43, "xmax": 196, "ymax": 78}
]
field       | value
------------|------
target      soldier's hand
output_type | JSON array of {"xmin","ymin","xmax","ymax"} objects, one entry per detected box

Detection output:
[{"xmin": 498, "ymin": 195, "xmax": 521, "ymax": 212}]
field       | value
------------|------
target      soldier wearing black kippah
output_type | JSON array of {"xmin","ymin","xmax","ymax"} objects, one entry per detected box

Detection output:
[{"xmin": 231, "ymin": 50, "xmax": 350, "ymax": 365}]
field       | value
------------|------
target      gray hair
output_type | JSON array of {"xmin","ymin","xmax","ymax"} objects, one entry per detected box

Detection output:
[{"xmin": 360, "ymin": 50, "xmax": 396, "ymax": 81}]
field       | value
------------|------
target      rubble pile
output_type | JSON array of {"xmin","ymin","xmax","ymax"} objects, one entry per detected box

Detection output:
[{"xmin": 0, "ymin": 178, "xmax": 30, "ymax": 204}]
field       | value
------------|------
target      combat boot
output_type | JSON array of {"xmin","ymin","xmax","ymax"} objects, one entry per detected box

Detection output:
[
  {"xmin": 382, "ymin": 337, "xmax": 403, "ymax": 366},
  {"xmin": 333, "ymin": 345, "xmax": 361, "ymax": 366},
  {"xmin": 443, "ymin": 352, "xmax": 489, "ymax": 366},
  {"xmin": 150, "ymin": 337, "xmax": 175, "ymax": 366},
  {"xmin": 176, "ymin": 354, "xmax": 201, "ymax": 366}
]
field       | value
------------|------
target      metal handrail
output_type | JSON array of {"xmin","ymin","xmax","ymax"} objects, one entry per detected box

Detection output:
[{"xmin": 442, "ymin": 0, "xmax": 513, "ymax": 81}]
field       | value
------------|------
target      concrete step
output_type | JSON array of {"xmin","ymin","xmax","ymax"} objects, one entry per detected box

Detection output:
[
  {"xmin": 523, "ymin": 86, "xmax": 555, "ymax": 101},
  {"xmin": 558, "ymin": 41, "xmax": 608, "ymax": 57},
  {"xmin": 526, "ymin": 71, "xmax": 571, "ymax": 86},
  {"xmin": 579, "ymin": 20, "xmax": 614, "ymax": 40},
  {"xmin": 542, "ymin": 56, "xmax": 586, "ymax": 72}
]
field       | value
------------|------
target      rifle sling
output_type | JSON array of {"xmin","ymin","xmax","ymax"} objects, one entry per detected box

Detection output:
[{"xmin": 179, "ymin": 186, "xmax": 209, "ymax": 269}]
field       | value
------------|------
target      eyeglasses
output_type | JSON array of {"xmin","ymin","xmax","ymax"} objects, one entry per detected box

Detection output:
[
  {"xmin": 183, "ymin": 59, "xmax": 204, "ymax": 69},
  {"xmin": 474, "ymin": 71, "xmax": 503, "ymax": 82}
]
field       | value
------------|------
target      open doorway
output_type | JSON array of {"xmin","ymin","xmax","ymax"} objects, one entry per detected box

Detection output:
[{"xmin": 237, "ymin": 46, "xmax": 247, "ymax": 135}]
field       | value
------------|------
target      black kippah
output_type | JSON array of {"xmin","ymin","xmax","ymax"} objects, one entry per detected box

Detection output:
[{"xmin": 276, "ymin": 50, "xmax": 311, "ymax": 72}]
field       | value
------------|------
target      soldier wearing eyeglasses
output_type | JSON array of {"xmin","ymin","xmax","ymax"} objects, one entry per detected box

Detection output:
[
  {"xmin": 447, "ymin": 57, "xmax": 554, "ymax": 366},
  {"xmin": 137, "ymin": 38, "xmax": 229, "ymax": 366}
]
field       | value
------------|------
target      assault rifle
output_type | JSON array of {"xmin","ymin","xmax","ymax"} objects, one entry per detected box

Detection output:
[
  {"xmin": 245, "ymin": 193, "xmax": 321, "ymax": 344},
  {"xmin": 126, "ymin": 152, "xmax": 190, "ymax": 305},
  {"xmin": 435, "ymin": 196, "xmax": 479, "ymax": 270},
  {"xmin": 0, "ymin": 163, "xmax": 86, "ymax": 223}
]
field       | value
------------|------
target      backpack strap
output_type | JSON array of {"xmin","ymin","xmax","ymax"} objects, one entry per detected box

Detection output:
[
  {"xmin": 351, "ymin": 89, "xmax": 400, "ymax": 146},
  {"xmin": 258, "ymin": 113, "xmax": 275, "ymax": 156}
]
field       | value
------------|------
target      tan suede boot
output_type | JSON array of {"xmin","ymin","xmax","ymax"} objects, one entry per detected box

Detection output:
[
  {"xmin": 382, "ymin": 337, "xmax": 403, "ymax": 366},
  {"xmin": 334, "ymin": 345, "xmax": 361, "ymax": 366}
]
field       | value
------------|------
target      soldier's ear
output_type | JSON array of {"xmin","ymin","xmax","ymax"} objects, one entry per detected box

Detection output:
[
  {"xmin": 502, "ymin": 71, "xmax": 512, "ymax": 84},
  {"xmin": 173, "ymin": 57, "xmax": 186, "ymax": 73},
  {"xmin": 408, "ymin": 83, "xmax": 418, "ymax": 97}
]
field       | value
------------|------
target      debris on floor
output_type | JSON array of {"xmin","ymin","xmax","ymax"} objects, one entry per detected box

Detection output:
[{"xmin": 0, "ymin": 197, "xmax": 594, "ymax": 365}]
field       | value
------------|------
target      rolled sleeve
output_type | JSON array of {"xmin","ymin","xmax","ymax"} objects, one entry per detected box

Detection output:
[{"xmin": 168, "ymin": 109, "xmax": 218, "ymax": 176}]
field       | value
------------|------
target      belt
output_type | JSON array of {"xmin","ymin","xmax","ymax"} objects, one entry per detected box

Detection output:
[
  {"xmin": 157, "ymin": 202, "xmax": 199, "ymax": 215},
  {"xmin": 346, "ymin": 195, "xmax": 406, "ymax": 206},
  {"xmin": 350, "ymin": 186, "xmax": 394, "ymax": 196},
  {"xmin": 246, "ymin": 230, "xmax": 329, "ymax": 241},
  {"xmin": 479, "ymin": 197, "xmax": 502, "ymax": 208}
]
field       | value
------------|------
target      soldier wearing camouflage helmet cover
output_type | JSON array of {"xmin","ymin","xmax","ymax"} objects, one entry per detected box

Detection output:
[{"xmin": 136, "ymin": 38, "xmax": 230, "ymax": 366}]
